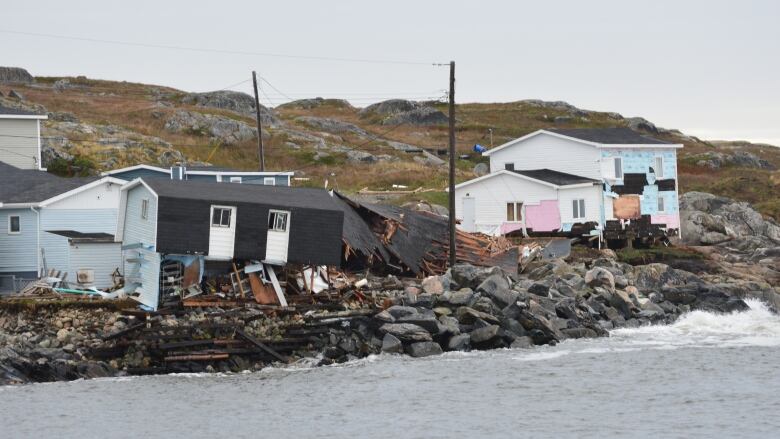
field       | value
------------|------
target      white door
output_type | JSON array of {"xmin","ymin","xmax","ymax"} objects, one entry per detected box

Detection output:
[
  {"xmin": 208, "ymin": 205, "xmax": 236, "ymax": 259},
  {"xmin": 462, "ymin": 197, "xmax": 476, "ymax": 232},
  {"xmin": 265, "ymin": 210, "xmax": 290, "ymax": 263}
]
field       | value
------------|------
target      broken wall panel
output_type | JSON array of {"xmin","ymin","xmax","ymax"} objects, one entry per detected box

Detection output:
[
  {"xmin": 523, "ymin": 200, "xmax": 562, "ymax": 232},
  {"xmin": 613, "ymin": 195, "xmax": 642, "ymax": 219},
  {"xmin": 656, "ymin": 179, "xmax": 676, "ymax": 191},
  {"xmin": 612, "ymin": 173, "xmax": 648, "ymax": 195}
]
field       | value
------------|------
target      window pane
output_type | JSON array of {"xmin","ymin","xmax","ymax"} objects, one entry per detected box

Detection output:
[
  {"xmin": 579, "ymin": 200, "xmax": 585, "ymax": 218},
  {"xmin": 572, "ymin": 200, "xmax": 578, "ymax": 218},
  {"xmin": 268, "ymin": 212, "xmax": 276, "ymax": 229},
  {"xmin": 506, "ymin": 203, "xmax": 514, "ymax": 221},
  {"xmin": 276, "ymin": 213, "xmax": 288, "ymax": 231},
  {"xmin": 10, "ymin": 216, "xmax": 20, "ymax": 232},
  {"xmin": 504, "ymin": 163, "xmax": 514, "ymax": 171},
  {"xmin": 222, "ymin": 209, "xmax": 231, "ymax": 226},
  {"xmin": 516, "ymin": 203, "xmax": 522, "ymax": 221},
  {"xmin": 655, "ymin": 157, "xmax": 664, "ymax": 178},
  {"xmin": 614, "ymin": 158, "xmax": 622, "ymax": 179},
  {"xmin": 658, "ymin": 196, "xmax": 664, "ymax": 212},
  {"xmin": 212, "ymin": 209, "xmax": 221, "ymax": 226}
]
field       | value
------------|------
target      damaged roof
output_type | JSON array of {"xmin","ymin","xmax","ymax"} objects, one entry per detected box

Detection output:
[
  {"xmin": 46, "ymin": 230, "xmax": 116, "ymax": 243},
  {"xmin": 0, "ymin": 162, "xmax": 98, "ymax": 204},
  {"xmin": 550, "ymin": 127, "xmax": 672, "ymax": 145},
  {"xmin": 142, "ymin": 178, "xmax": 341, "ymax": 212},
  {"xmin": 332, "ymin": 193, "xmax": 391, "ymax": 263},
  {"xmin": 512, "ymin": 169, "xmax": 598, "ymax": 186}
]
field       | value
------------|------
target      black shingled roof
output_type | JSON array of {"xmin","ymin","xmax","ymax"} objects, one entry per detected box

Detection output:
[
  {"xmin": 0, "ymin": 105, "xmax": 42, "ymax": 116},
  {"xmin": 0, "ymin": 162, "xmax": 98, "ymax": 203},
  {"xmin": 142, "ymin": 178, "xmax": 341, "ymax": 212},
  {"xmin": 46, "ymin": 230, "xmax": 116, "ymax": 243},
  {"xmin": 550, "ymin": 127, "xmax": 671, "ymax": 145},
  {"xmin": 512, "ymin": 169, "xmax": 598, "ymax": 186}
]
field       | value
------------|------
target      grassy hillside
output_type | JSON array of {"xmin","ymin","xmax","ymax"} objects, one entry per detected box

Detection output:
[{"xmin": 1, "ymin": 74, "xmax": 778, "ymax": 219}]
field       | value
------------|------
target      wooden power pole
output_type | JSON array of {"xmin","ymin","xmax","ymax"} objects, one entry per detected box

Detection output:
[
  {"xmin": 252, "ymin": 71, "xmax": 265, "ymax": 171},
  {"xmin": 448, "ymin": 61, "xmax": 456, "ymax": 268}
]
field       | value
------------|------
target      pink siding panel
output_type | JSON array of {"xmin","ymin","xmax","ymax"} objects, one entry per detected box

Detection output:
[
  {"xmin": 525, "ymin": 200, "xmax": 562, "ymax": 232},
  {"xmin": 651, "ymin": 214, "xmax": 680, "ymax": 229},
  {"xmin": 500, "ymin": 222, "xmax": 524, "ymax": 235}
]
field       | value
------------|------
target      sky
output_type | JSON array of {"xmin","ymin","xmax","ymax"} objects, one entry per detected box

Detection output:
[{"xmin": 1, "ymin": 0, "xmax": 778, "ymax": 145}]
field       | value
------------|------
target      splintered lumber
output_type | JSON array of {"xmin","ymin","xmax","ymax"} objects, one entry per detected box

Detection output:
[
  {"xmin": 232, "ymin": 262, "xmax": 246, "ymax": 298},
  {"xmin": 235, "ymin": 328, "xmax": 288, "ymax": 363},
  {"xmin": 248, "ymin": 272, "xmax": 278, "ymax": 305},
  {"xmin": 164, "ymin": 353, "xmax": 229, "ymax": 362}
]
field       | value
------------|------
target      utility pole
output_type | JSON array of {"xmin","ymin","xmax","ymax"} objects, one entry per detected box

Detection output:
[
  {"xmin": 252, "ymin": 71, "xmax": 265, "ymax": 171},
  {"xmin": 448, "ymin": 61, "xmax": 456, "ymax": 268}
]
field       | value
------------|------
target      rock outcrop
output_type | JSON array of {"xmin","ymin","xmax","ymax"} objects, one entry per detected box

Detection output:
[
  {"xmin": 0, "ymin": 67, "xmax": 34, "ymax": 84},
  {"xmin": 691, "ymin": 151, "xmax": 774, "ymax": 170},
  {"xmin": 182, "ymin": 91, "xmax": 278, "ymax": 126},
  {"xmin": 360, "ymin": 99, "xmax": 448, "ymax": 126},
  {"xmin": 164, "ymin": 110, "xmax": 265, "ymax": 145}
]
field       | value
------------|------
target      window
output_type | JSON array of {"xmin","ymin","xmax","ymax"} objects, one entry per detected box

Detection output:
[
  {"xmin": 263, "ymin": 177, "xmax": 276, "ymax": 186},
  {"xmin": 572, "ymin": 199, "xmax": 586, "ymax": 220},
  {"xmin": 268, "ymin": 210, "xmax": 289, "ymax": 232},
  {"xmin": 211, "ymin": 207, "xmax": 233, "ymax": 228},
  {"xmin": 229, "ymin": 177, "xmax": 242, "ymax": 183},
  {"xmin": 657, "ymin": 196, "xmax": 665, "ymax": 213},
  {"xmin": 506, "ymin": 202, "xmax": 523, "ymax": 222},
  {"xmin": 654, "ymin": 156, "xmax": 664, "ymax": 178},
  {"xmin": 8, "ymin": 215, "xmax": 20, "ymax": 234},
  {"xmin": 614, "ymin": 157, "xmax": 623, "ymax": 179},
  {"xmin": 141, "ymin": 199, "xmax": 149, "ymax": 220},
  {"xmin": 504, "ymin": 163, "xmax": 515, "ymax": 171}
]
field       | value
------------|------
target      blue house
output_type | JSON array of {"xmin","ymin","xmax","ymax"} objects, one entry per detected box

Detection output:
[
  {"xmin": 102, "ymin": 164, "xmax": 294, "ymax": 186},
  {"xmin": 0, "ymin": 162, "xmax": 125, "ymax": 291}
]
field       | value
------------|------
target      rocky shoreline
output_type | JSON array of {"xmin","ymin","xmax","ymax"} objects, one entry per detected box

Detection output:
[{"xmin": 2, "ymin": 250, "xmax": 777, "ymax": 386}]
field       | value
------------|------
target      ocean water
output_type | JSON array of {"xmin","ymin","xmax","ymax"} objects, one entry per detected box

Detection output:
[{"xmin": 2, "ymin": 299, "xmax": 779, "ymax": 439}]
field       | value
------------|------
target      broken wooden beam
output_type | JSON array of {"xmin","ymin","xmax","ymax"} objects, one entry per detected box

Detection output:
[{"xmin": 235, "ymin": 328, "xmax": 288, "ymax": 363}]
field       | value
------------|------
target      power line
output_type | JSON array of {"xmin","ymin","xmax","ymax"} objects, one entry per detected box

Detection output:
[{"xmin": 1, "ymin": 29, "xmax": 442, "ymax": 66}]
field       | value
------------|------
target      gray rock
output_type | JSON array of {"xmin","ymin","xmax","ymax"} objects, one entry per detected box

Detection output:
[
  {"xmin": 406, "ymin": 341, "xmax": 443, "ymax": 357},
  {"xmin": 277, "ymin": 97, "xmax": 353, "ymax": 110},
  {"xmin": 561, "ymin": 328, "xmax": 599, "ymax": 339},
  {"xmin": 374, "ymin": 310, "xmax": 395, "ymax": 323},
  {"xmin": 585, "ymin": 267, "xmax": 616, "ymax": 291},
  {"xmin": 182, "ymin": 90, "xmax": 278, "ymax": 124},
  {"xmin": 381, "ymin": 333, "xmax": 404, "ymax": 354},
  {"xmin": 386, "ymin": 306, "xmax": 418, "ymax": 320},
  {"xmin": 345, "ymin": 149, "xmax": 377, "ymax": 163},
  {"xmin": 0, "ymin": 67, "xmax": 34, "ymax": 83},
  {"xmin": 164, "ymin": 110, "xmax": 260, "ymax": 145},
  {"xmin": 473, "ymin": 163, "xmax": 489, "ymax": 176},
  {"xmin": 469, "ymin": 325, "xmax": 502, "ymax": 348},
  {"xmin": 455, "ymin": 307, "xmax": 499, "ymax": 325},
  {"xmin": 438, "ymin": 315, "xmax": 461, "ymax": 336},
  {"xmin": 397, "ymin": 313, "xmax": 440, "ymax": 334},
  {"xmin": 447, "ymin": 333, "xmax": 471, "ymax": 351},
  {"xmin": 384, "ymin": 107, "xmax": 448, "ymax": 126},
  {"xmin": 449, "ymin": 264, "xmax": 480, "ymax": 289},
  {"xmin": 378, "ymin": 323, "xmax": 432, "ymax": 343},
  {"xmin": 295, "ymin": 116, "xmax": 367, "ymax": 136},
  {"xmin": 476, "ymin": 274, "xmax": 516, "ymax": 308},
  {"xmin": 421, "ymin": 276, "xmax": 446, "ymax": 295}
]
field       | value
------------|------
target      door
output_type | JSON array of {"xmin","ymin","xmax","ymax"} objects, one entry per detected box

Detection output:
[
  {"xmin": 462, "ymin": 197, "xmax": 476, "ymax": 232},
  {"xmin": 265, "ymin": 210, "xmax": 290, "ymax": 263},
  {"xmin": 208, "ymin": 205, "xmax": 236, "ymax": 259}
]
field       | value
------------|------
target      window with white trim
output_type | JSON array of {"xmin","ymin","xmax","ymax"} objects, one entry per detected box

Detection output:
[
  {"xmin": 506, "ymin": 202, "xmax": 523, "ymax": 222},
  {"xmin": 229, "ymin": 176, "xmax": 242, "ymax": 183},
  {"xmin": 8, "ymin": 215, "xmax": 21, "ymax": 234},
  {"xmin": 263, "ymin": 177, "xmax": 276, "ymax": 186},
  {"xmin": 211, "ymin": 207, "xmax": 233, "ymax": 228},
  {"xmin": 141, "ymin": 199, "xmax": 149, "ymax": 220},
  {"xmin": 572, "ymin": 199, "xmax": 586, "ymax": 220},
  {"xmin": 268, "ymin": 210, "xmax": 289, "ymax": 232},
  {"xmin": 657, "ymin": 196, "xmax": 665, "ymax": 213},
  {"xmin": 614, "ymin": 157, "xmax": 623, "ymax": 179},
  {"xmin": 654, "ymin": 156, "xmax": 664, "ymax": 178},
  {"xmin": 504, "ymin": 163, "xmax": 515, "ymax": 171}
]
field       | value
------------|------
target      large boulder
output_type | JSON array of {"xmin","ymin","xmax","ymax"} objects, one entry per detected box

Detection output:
[
  {"xmin": 294, "ymin": 116, "xmax": 367, "ymax": 136},
  {"xmin": 381, "ymin": 333, "xmax": 403, "ymax": 354},
  {"xmin": 406, "ymin": 341, "xmax": 443, "ymax": 357},
  {"xmin": 476, "ymin": 274, "xmax": 517, "ymax": 308},
  {"xmin": 378, "ymin": 323, "xmax": 432, "ymax": 343},
  {"xmin": 584, "ymin": 267, "xmax": 615, "ymax": 291},
  {"xmin": 164, "ymin": 110, "xmax": 260, "ymax": 145},
  {"xmin": 0, "ymin": 67, "xmax": 34, "ymax": 83},
  {"xmin": 182, "ymin": 91, "xmax": 278, "ymax": 125},
  {"xmin": 359, "ymin": 99, "xmax": 448, "ymax": 126}
]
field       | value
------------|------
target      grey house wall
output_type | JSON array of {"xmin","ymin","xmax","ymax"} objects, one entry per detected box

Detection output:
[
  {"xmin": 0, "ymin": 208, "xmax": 38, "ymax": 277},
  {"xmin": 0, "ymin": 119, "xmax": 40, "ymax": 170}
]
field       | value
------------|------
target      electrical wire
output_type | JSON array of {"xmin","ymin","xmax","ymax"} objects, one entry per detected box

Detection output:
[{"xmin": 0, "ymin": 29, "xmax": 443, "ymax": 66}]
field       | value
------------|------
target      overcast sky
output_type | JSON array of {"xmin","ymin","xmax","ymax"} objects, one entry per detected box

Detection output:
[{"xmin": 2, "ymin": 0, "xmax": 778, "ymax": 145}]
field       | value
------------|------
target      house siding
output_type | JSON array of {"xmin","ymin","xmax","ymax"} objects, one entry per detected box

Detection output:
[
  {"xmin": 488, "ymin": 133, "xmax": 602, "ymax": 179},
  {"xmin": 68, "ymin": 242, "xmax": 123, "ymax": 289},
  {"xmin": 0, "ymin": 208, "xmax": 38, "ymax": 274},
  {"xmin": 0, "ymin": 119, "xmax": 40, "ymax": 169},
  {"xmin": 123, "ymin": 185, "xmax": 158, "ymax": 247},
  {"xmin": 40, "ymin": 209, "xmax": 119, "ymax": 275}
]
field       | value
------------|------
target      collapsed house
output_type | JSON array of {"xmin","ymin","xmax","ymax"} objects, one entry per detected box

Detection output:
[
  {"xmin": 117, "ymin": 178, "xmax": 344, "ymax": 310},
  {"xmin": 454, "ymin": 128, "xmax": 683, "ymax": 245}
]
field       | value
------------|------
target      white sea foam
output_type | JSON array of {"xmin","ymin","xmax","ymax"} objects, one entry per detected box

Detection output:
[{"xmin": 514, "ymin": 349, "xmax": 571, "ymax": 362}]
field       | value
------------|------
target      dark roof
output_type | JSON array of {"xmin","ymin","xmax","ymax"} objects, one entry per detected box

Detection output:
[
  {"xmin": 46, "ymin": 230, "xmax": 115, "ymax": 243},
  {"xmin": 142, "ymin": 178, "xmax": 341, "ymax": 212},
  {"xmin": 0, "ymin": 162, "xmax": 98, "ymax": 203},
  {"xmin": 512, "ymin": 169, "xmax": 598, "ymax": 186},
  {"xmin": 549, "ymin": 128, "xmax": 671, "ymax": 145},
  {"xmin": 0, "ymin": 105, "xmax": 41, "ymax": 116},
  {"xmin": 185, "ymin": 165, "xmax": 240, "ymax": 172}
]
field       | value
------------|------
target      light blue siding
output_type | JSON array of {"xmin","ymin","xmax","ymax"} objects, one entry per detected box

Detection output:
[
  {"xmin": 239, "ymin": 175, "xmax": 290, "ymax": 186},
  {"xmin": 123, "ymin": 185, "xmax": 157, "ymax": 247},
  {"xmin": 601, "ymin": 148, "xmax": 679, "ymax": 218},
  {"xmin": 40, "ymin": 209, "xmax": 118, "ymax": 273},
  {"xmin": 0, "ymin": 209, "xmax": 39, "ymax": 274},
  {"xmin": 69, "ymin": 242, "xmax": 123, "ymax": 289}
]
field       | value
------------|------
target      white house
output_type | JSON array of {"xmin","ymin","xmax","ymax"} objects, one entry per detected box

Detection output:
[
  {"xmin": 454, "ymin": 128, "xmax": 683, "ymax": 238},
  {"xmin": 0, "ymin": 105, "xmax": 47, "ymax": 170}
]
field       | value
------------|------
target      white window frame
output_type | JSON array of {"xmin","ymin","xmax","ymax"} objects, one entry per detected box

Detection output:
[
  {"xmin": 657, "ymin": 196, "xmax": 666, "ymax": 213},
  {"xmin": 654, "ymin": 156, "xmax": 664, "ymax": 178},
  {"xmin": 141, "ymin": 199, "xmax": 149, "ymax": 220},
  {"xmin": 268, "ymin": 210, "xmax": 290, "ymax": 232},
  {"xmin": 211, "ymin": 206, "xmax": 234, "ymax": 228},
  {"xmin": 263, "ymin": 177, "xmax": 276, "ymax": 186},
  {"xmin": 8, "ymin": 215, "xmax": 21, "ymax": 234},
  {"xmin": 505, "ymin": 202, "xmax": 523, "ymax": 222},
  {"xmin": 229, "ymin": 176, "xmax": 242, "ymax": 183},
  {"xmin": 504, "ymin": 163, "xmax": 515, "ymax": 171},
  {"xmin": 572, "ymin": 199, "xmax": 586, "ymax": 220},
  {"xmin": 614, "ymin": 157, "xmax": 624, "ymax": 179}
]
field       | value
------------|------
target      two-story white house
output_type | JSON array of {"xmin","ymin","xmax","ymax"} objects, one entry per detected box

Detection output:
[
  {"xmin": 454, "ymin": 128, "xmax": 683, "ymax": 239},
  {"xmin": 0, "ymin": 105, "xmax": 47, "ymax": 170}
]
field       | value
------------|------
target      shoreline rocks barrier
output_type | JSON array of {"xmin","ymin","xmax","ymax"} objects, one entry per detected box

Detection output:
[{"xmin": 1, "ymin": 253, "xmax": 777, "ymax": 385}]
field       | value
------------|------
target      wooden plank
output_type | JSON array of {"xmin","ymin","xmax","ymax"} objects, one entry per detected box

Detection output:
[
  {"xmin": 235, "ymin": 329, "xmax": 288, "ymax": 363},
  {"xmin": 232, "ymin": 262, "xmax": 246, "ymax": 298},
  {"xmin": 164, "ymin": 353, "xmax": 229, "ymax": 362},
  {"xmin": 265, "ymin": 264, "xmax": 288, "ymax": 307},
  {"xmin": 248, "ymin": 272, "xmax": 278, "ymax": 305}
]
